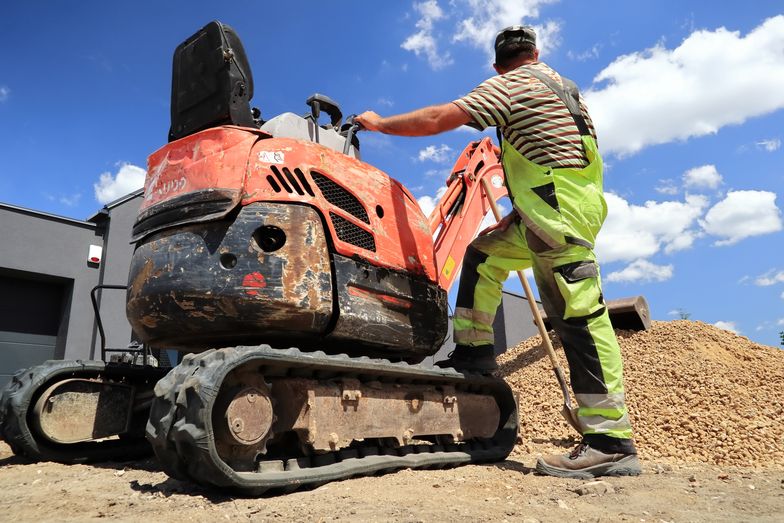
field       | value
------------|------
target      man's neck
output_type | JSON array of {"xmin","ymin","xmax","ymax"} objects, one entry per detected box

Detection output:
[{"xmin": 499, "ymin": 58, "xmax": 537, "ymax": 74}]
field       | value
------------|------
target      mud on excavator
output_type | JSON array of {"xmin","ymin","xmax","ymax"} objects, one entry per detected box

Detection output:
[{"xmin": 0, "ymin": 21, "xmax": 648, "ymax": 494}]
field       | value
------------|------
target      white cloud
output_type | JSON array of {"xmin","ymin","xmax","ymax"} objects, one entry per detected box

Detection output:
[
  {"xmin": 418, "ymin": 144, "xmax": 453, "ymax": 163},
  {"xmin": 452, "ymin": 0, "xmax": 561, "ymax": 59},
  {"xmin": 567, "ymin": 43, "xmax": 602, "ymax": 62},
  {"xmin": 754, "ymin": 269, "xmax": 784, "ymax": 287},
  {"xmin": 377, "ymin": 97, "xmax": 394, "ymax": 108},
  {"xmin": 682, "ymin": 164, "xmax": 722, "ymax": 190},
  {"xmin": 425, "ymin": 168, "xmax": 450, "ymax": 178},
  {"xmin": 0, "ymin": 86, "xmax": 9, "ymax": 102},
  {"xmin": 700, "ymin": 190, "xmax": 783, "ymax": 246},
  {"xmin": 402, "ymin": 0, "xmax": 561, "ymax": 69},
  {"xmin": 585, "ymin": 16, "xmax": 784, "ymax": 156},
  {"xmin": 756, "ymin": 138, "xmax": 781, "ymax": 152},
  {"xmin": 417, "ymin": 185, "xmax": 448, "ymax": 217},
  {"xmin": 654, "ymin": 179, "xmax": 679, "ymax": 195},
  {"xmin": 596, "ymin": 192, "xmax": 708, "ymax": 263},
  {"xmin": 606, "ymin": 259, "xmax": 674, "ymax": 283},
  {"xmin": 781, "ymin": 291, "xmax": 784, "ymax": 300},
  {"xmin": 94, "ymin": 163, "xmax": 146, "ymax": 204},
  {"xmin": 59, "ymin": 193, "xmax": 82, "ymax": 207},
  {"xmin": 401, "ymin": 1, "xmax": 453, "ymax": 70},
  {"xmin": 713, "ymin": 321, "xmax": 740, "ymax": 334}
]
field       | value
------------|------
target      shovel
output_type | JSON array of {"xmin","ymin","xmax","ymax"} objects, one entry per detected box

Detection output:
[{"xmin": 480, "ymin": 179, "xmax": 582, "ymax": 434}]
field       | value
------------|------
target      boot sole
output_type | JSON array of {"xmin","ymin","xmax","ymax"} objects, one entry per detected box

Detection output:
[{"xmin": 535, "ymin": 454, "xmax": 642, "ymax": 479}]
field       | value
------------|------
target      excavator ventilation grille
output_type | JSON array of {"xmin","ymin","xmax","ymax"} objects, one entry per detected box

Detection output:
[
  {"xmin": 311, "ymin": 172, "xmax": 370, "ymax": 224},
  {"xmin": 329, "ymin": 212, "xmax": 376, "ymax": 252},
  {"xmin": 266, "ymin": 166, "xmax": 315, "ymax": 197}
]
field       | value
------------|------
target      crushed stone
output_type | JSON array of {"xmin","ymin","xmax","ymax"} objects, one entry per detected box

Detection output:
[{"xmin": 498, "ymin": 320, "xmax": 784, "ymax": 468}]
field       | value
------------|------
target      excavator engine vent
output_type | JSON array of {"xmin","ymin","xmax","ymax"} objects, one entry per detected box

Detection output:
[
  {"xmin": 311, "ymin": 172, "xmax": 370, "ymax": 224},
  {"xmin": 266, "ymin": 166, "xmax": 315, "ymax": 197},
  {"xmin": 329, "ymin": 212, "xmax": 376, "ymax": 252}
]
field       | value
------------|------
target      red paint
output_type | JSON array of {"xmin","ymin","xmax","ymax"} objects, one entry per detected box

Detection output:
[
  {"xmin": 243, "ymin": 137, "xmax": 438, "ymax": 282},
  {"xmin": 348, "ymin": 286, "xmax": 413, "ymax": 310},
  {"xmin": 242, "ymin": 272, "xmax": 267, "ymax": 296}
]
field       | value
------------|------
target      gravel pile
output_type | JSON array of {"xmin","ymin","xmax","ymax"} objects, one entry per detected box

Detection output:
[{"xmin": 498, "ymin": 320, "xmax": 784, "ymax": 468}]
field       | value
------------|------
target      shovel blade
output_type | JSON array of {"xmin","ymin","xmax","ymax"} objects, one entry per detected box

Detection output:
[{"xmin": 561, "ymin": 405, "xmax": 582, "ymax": 434}]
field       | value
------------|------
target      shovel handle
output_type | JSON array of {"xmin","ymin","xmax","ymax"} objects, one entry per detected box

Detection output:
[
  {"xmin": 480, "ymin": 179, "xmax": 581, "ymax": 435},
  {"xmin": 479, "ymin": 179, "xmax": 560, "ymax": 368}
]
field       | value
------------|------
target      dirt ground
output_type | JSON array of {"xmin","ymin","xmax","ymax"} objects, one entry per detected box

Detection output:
[{"xmin": 0, "ymin": 442, "xmax": 781, "ymax": 522}]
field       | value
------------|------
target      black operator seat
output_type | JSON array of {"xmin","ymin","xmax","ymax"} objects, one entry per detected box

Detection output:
[{"xmin": 169, "ymin": 20, "xmax": 257, "ymax": 142}]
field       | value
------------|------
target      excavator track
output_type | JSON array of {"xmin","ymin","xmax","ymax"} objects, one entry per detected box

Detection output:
[
  {"xmin": 147, "ymin": 345, "xmax": 518, "ymax": 495},
  {"xmin": 0, "ymin": 360, "xmax": 168, "ymax": 463}
]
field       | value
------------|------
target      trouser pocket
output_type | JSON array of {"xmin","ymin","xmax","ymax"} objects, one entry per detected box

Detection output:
[{"xmin": 553, "ymin": 260, "xmax": 604, "ymax": 320}]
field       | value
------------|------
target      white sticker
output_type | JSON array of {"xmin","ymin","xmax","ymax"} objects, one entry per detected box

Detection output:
[
  {"xmin": 258, "ymin": 151, "xmax": 285, "ymax": 164},
  {"xmin": 491, "ymin": 174, "xmax": 504, "ymax": 189}
]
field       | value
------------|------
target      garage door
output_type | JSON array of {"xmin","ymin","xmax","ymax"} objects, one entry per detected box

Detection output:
[{"xmin": 0, "ymin": 275, "xmax": 67, "ymax": 388}]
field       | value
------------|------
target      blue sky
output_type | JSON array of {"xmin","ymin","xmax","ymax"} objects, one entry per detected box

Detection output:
[{"xmin": 1, "ymin": 1, "xmax": 782, "ymax": 346}]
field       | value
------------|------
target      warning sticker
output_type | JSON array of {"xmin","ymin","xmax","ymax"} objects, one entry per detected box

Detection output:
[
  {"xmin": 442, "ymin": 255, "xmax": 456, "ymax": 280},
  {"xmin": 258, "ymin": 151, "xmax": 285, "ymax": 164}
]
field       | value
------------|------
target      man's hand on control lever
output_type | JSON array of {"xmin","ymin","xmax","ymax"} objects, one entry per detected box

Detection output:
[{"xmin": 355, "ymin": 111, "xmax": 383, "ymax": 132}]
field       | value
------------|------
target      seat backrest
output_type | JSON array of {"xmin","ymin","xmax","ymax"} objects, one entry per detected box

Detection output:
[{"xmin": 169, "ymin": 21, "xmax": 256, "ymax": 142}]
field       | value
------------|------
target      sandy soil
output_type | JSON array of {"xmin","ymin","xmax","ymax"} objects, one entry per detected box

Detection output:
[{"xmin": 1, "ymin": 442, "xmax": 781, "ymax": 522}]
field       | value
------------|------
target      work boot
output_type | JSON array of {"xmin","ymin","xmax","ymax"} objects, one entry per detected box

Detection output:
[
  {"xmin": 535, "ymin": 442, "xmax": 641, "ymax": 479},
  {"xmin": 435, "ymin": 344, "xmax": 498, "ymax": 373}
]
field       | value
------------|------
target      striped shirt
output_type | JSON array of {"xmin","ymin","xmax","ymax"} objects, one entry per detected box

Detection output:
[{"xmin": 453, "ymin": 62, "xmax": 597, "ymax": 169}]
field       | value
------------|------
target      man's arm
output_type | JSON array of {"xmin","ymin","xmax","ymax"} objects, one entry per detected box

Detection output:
[{"xmin": 356, "ymin": 103, "xmax": 472, "ymax": 136}]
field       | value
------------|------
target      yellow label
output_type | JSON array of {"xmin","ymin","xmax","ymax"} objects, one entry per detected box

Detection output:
[{"xmin": 442, "ymin": 255, "xmax": 456, "ymax": 279}]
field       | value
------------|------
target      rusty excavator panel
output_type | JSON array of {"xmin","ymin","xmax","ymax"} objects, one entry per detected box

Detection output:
[
  {"xmin": 271, "ymin": 378, "xmax": 500, "ymax": 451},
  {"xmin": 32, "ymin": 379, "xmax": 135, "ymax": 444}
]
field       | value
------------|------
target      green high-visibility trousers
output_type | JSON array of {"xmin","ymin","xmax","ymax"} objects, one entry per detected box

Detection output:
[{"xmin": 453, "ymin": 135, "xmax": 634, "ymax": 447}]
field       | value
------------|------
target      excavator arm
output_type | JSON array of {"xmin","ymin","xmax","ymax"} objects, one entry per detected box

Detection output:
[{"xmin": 429, "ymin": 137, "xmax": 507, "ymax": 291}]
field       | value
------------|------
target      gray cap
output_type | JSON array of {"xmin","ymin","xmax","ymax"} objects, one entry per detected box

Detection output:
[{"xmin": 494, "ymin": 25, "xmax": 537, "ymax": 51}]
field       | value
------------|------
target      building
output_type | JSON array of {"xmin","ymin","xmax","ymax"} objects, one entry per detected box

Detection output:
[
  {"xmin": 0, "ymin": 191, "xmax": 142, "ymax": 386},
  {"xmin": 0, "ymin": 192, "xmax": 539, "ymax": 385}
]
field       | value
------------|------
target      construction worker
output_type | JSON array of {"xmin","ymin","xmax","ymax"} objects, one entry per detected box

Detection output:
[{"xmin": 356, "ymin": 25, "xmax": 640, "ymax": 479}]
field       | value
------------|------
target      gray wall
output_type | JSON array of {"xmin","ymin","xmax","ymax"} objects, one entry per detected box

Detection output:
[
  {"xmin": 0, "ymin": 194, "xmax": 143, "ymax": 385},
  {"xmin": 0, "ymin": 205, "xmax": 103, "ymax": 361}
]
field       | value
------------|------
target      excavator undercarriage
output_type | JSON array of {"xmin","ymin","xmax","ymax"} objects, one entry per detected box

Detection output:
[{"xmin": 148, "ymin": 346, "xmax": 517, "ymax": 494}]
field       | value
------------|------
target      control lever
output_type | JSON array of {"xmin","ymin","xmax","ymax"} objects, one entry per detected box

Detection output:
[
  {"xmin": 341, "ymin": 115, "xmax": 362, "ymax": 156},
  {"xmin": 306, "ymin": 93, "xmax": 343, "ymax": 129}
]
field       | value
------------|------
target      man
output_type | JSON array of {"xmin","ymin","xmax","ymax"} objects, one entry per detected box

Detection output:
[{"xmin": 356, "ymin": 26, "xmax": 640, "ymax": 479}]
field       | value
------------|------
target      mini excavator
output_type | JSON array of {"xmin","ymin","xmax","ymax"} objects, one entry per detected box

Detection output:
[{"xmin": 0, "ymin": 21, "xmax": 647, "ymax": 494}]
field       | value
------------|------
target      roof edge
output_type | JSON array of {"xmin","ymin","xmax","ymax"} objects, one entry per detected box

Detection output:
[
  {"xmin": 87, "ymin": 189, "xmax": 144, "ymax": 222},
  {"xmin": 0, "ymin": 201, "xmax": 98, "ymax": 229}
]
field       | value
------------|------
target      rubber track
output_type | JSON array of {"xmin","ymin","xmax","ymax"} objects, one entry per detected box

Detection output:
[
  {"xmin": 0, "ymin": 360, "xmax": 167, "ymax": 463},
  {"xmin": 146, "ymin": 345, "xmax": 518, "ymax": 495}
]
